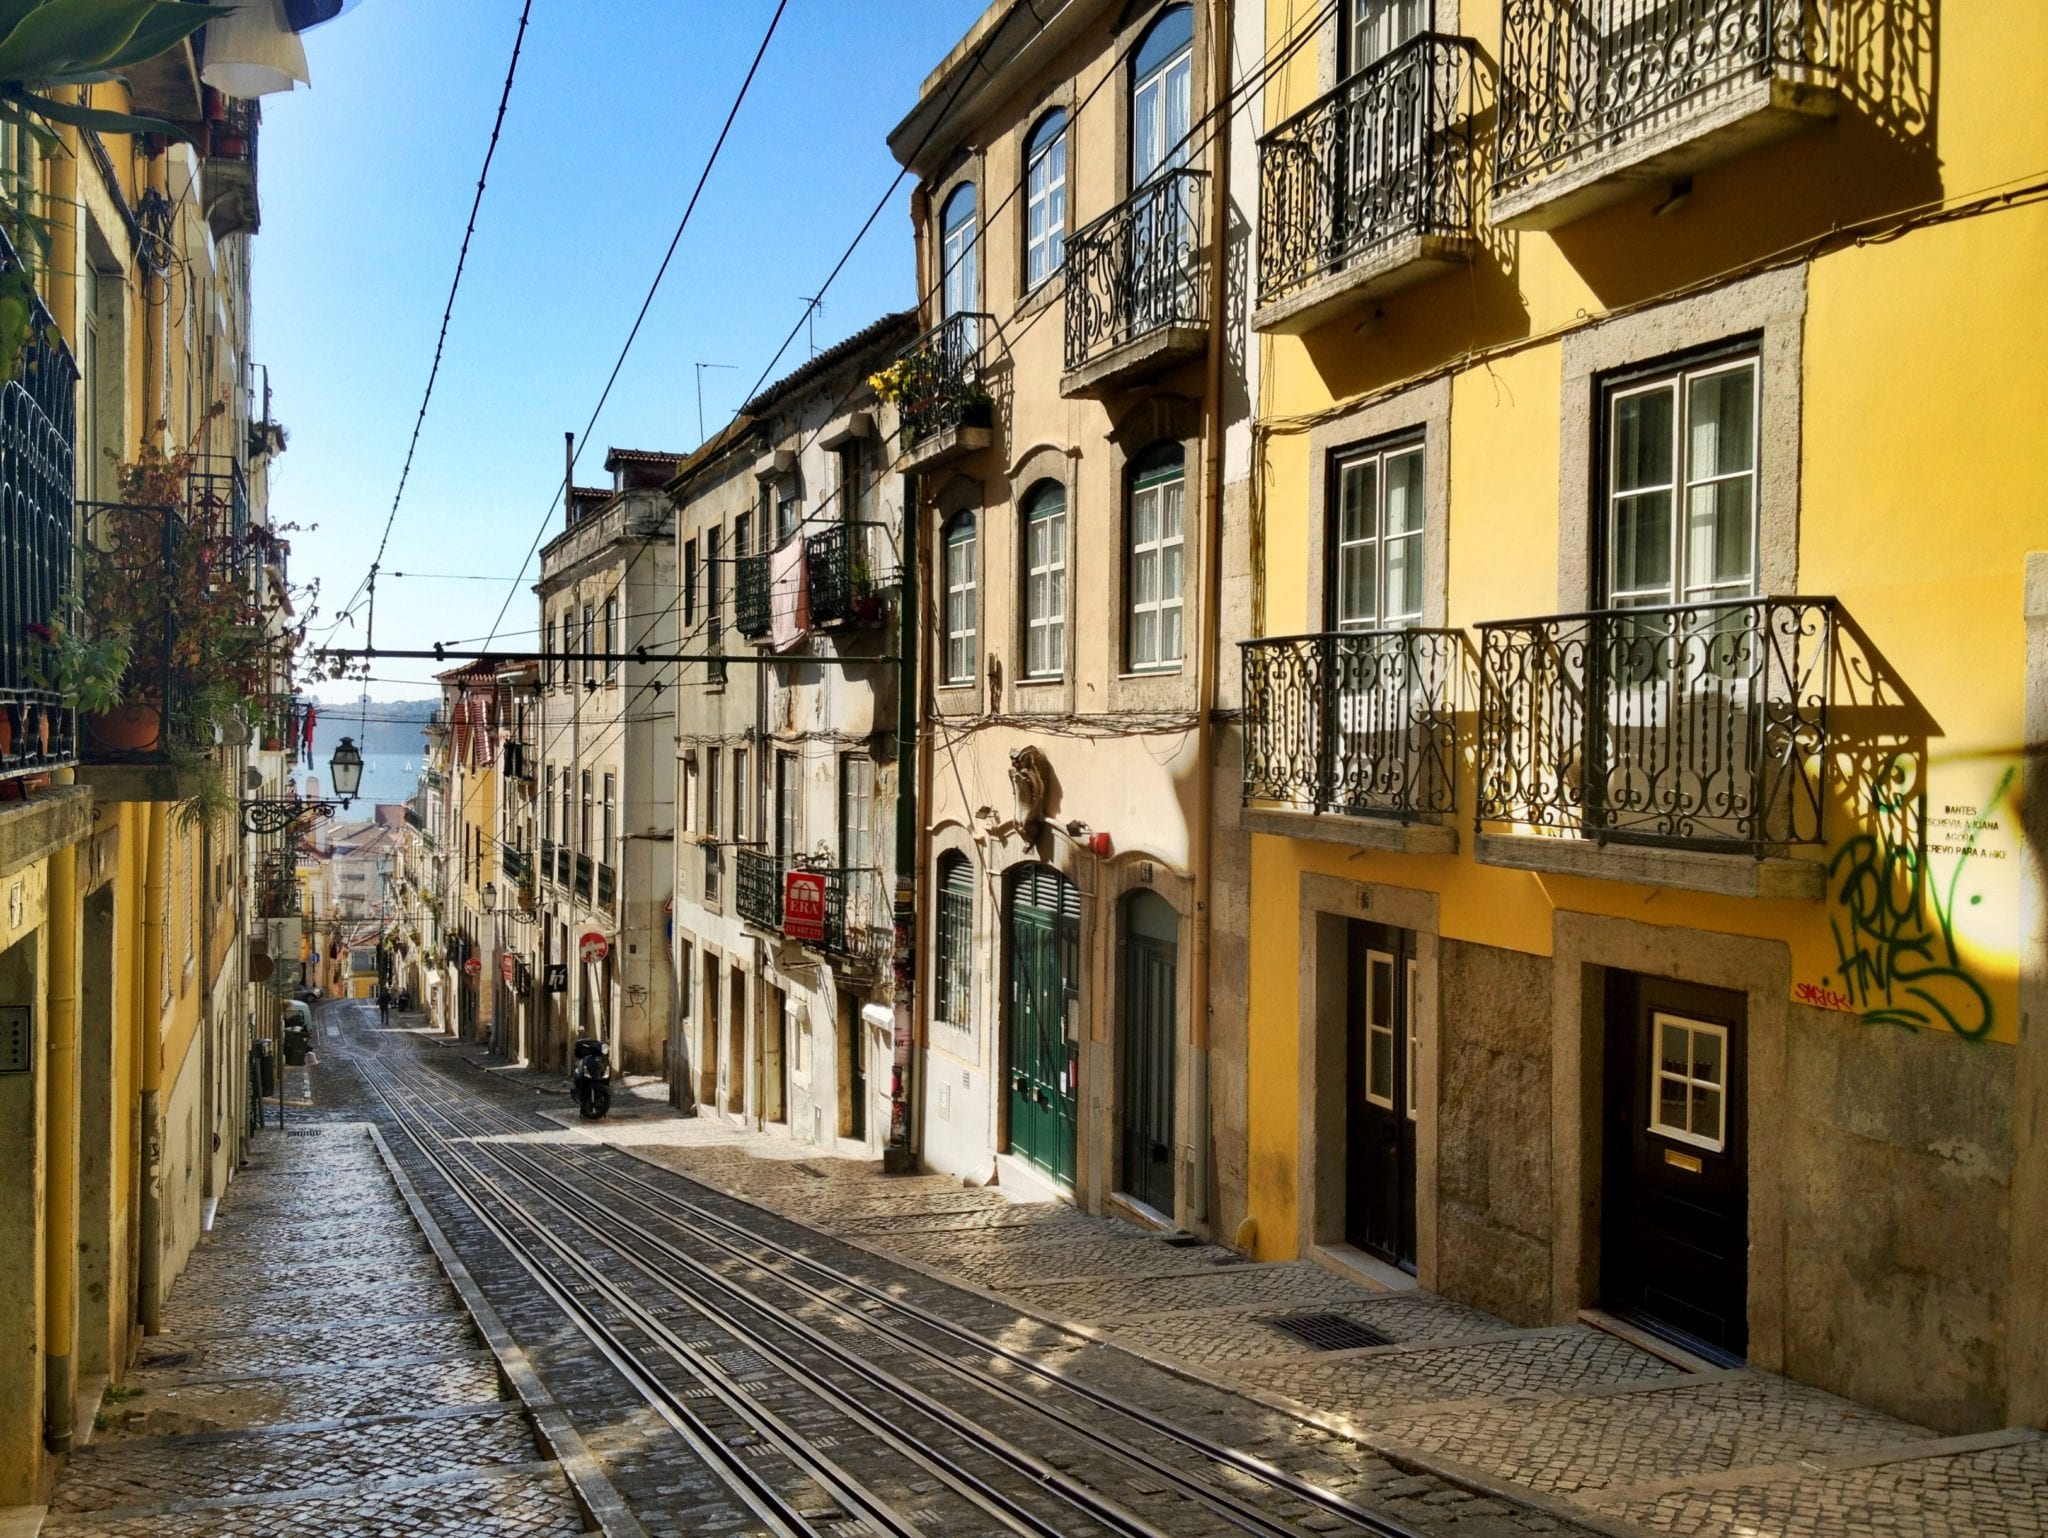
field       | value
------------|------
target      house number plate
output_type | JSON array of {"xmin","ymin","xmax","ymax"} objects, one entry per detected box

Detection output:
[{"xmin": 0, "ymin": 1006, "xmax": 30, "ymax": 1074}]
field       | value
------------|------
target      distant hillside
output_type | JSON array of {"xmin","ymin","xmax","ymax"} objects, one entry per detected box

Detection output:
[{"xmin": 309, "ymin": 698, "xmax": 438, "ymax": 760}]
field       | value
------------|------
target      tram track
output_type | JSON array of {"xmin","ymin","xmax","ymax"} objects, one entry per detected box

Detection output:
[{"xmin": 344, "ymin": 1019, "xmax": 1433, "ymax": 1538}]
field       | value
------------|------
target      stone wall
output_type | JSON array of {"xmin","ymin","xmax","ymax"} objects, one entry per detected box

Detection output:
[{"xmin": 1437, "ymin": 939, "xmax": 1552, "ymax": 1324}]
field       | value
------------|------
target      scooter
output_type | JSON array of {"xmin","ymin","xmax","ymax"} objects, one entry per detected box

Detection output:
[{"xmin": 570, "ymin": 1037, "xmax": 612, "ymax": 1120}]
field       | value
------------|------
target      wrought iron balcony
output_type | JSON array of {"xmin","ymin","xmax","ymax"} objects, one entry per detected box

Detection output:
[
  {"xmin": 0, "ymin": 229, "xmax": 79, "ymax": 786},
  {"xmin": 805, "ymin": 521, "xmax": 889, "ymax": 628},
  {"xmin": 1255, "ymin": 34, "xmax": 1475, "ymax": 329},
  {"xmin": 573, "ymin": 852, "xmax": 592, "ymax": 901},
  {"xmin": 500, "ymin": 845, "xmax": 528, "ymax": 883},
  {"xmin": 1063, "ymin": 167, "xmax": 1208, "ymax": 389},
  {"xmin": 596, "ymin": 861, "xmax": 615, "ymax": 908},
  {"xmin": 204, "ymin": 96, "xmax": 260, "ymax": 239},
  {"xmin": 888, "ymin": 313, "xmax": 993, "ymax": 461},
  {"xmin": 1241, "ymin": 629, "xmax": 1460, "ymax": 821},
  {"xmin": 735, "ymin": 549, "xmax": 772, "ymax": 639},
  {"xmin": 1477, "ymin": 596, "xmax": 1835, "ymax": 853},
  {"xmin": 735, "ymin": 849, "xmax": 783, "ymax": 931},
  {"xmin": 76, "ymin": 499, "xmax": 181, "ymax": 765},
  {"xmin": 1493, "ymin": 0, "xmax": 1836, "ymax": 223},
  {"xmin": 814, "ymin": 866, "xmax": 892, "ymax": 965},
  {"xmin": 540, "ymin": 839, "xmax": 557, "ymax": 884}
]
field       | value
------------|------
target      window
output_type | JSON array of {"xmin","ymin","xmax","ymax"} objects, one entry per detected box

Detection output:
[
  {"xmin": 1127, "ymin": 443, "xmax": 1186, "ymax": 670},
  {"xmin": 941, "ymin": 182, "xmax": 978, "ymax": 329},
  {"xmin": 706, "ymin": 745, "xmax": 722, "ymax": 840},
  {"xmin": 580, "ymin": 603, "xmax": 595, "ymax": 683},
  {"xmin": 1348, "ymin": 0, "xmax": 1424, "ymax": 71},
  {"xmin": 705, "ymin": 527, "xmax": 726, "ymax": 684},
  {"xmin": 935, "ymin": 855, "xmax": 973, "ymax": 1030},
  {"xmin": 942, "ymin": 513, "xmax": 978, "ymax": 685},
  {"xmin": 580, "ymin": 770, "xmax": 593, "ymax": 850},
  {"xmin": 1331, "ymin": 436, "xmax": 1424, "ymax": 629},
  {"xmin": 1024, "ymin": 109, "xmax": 1067, "ymax": 289},
  {"xmin": 732, "ymin": 748, "xmax": 749, "ymax": 843},
  {"xmin": 1602, "ymin": 351, "xmax": 1760, "ymax": 610},
  {"xmin": 560, "ymin": 773, "xmax": 573, "ymax": 854},
  {"xmin": 1648, "ymin": 1013, "xmax": 1727, "ymax": 1151},
  {"xmin": 1131, "ymin": 5, "xmax": 1194, "ymax": 188},
  {"xmin": 602, "ymin": 772, "xmax": 616, "ymax": 872},
  {"xmin": 1021, "ymin": 481, "xmax": 1066, "ymax": 679},
  {"xmin": 684, "ymin": 538, "xmax": 699, "ymax": 625},
  {"xmin": 603, "ymin": 597, "xmax": 618, "ymax": 680},
  {"xmin": 681, "ymin": 754, "xmax": 697, "ymax": 836},
  {"xmin": 840, "ymin": 755, "xmax": 873, "ymax": 870},
  {"xmin": 776, "ymin": 483, "xmax": 800, "ymax": 546},
  {"xmin": 775, "ymin": 751, "xmax": 799, "ymax": 860},
  {"xmin": 837, "ymin": 439, "xmax": 875, "ymax": 523},
  {"xmin": 542, "ymin": 767, "xmax": 555, "ymax": 843},
  {"xmin": 1364, "ymin": 949, "xmax": 1396, "ymax": 1109}
]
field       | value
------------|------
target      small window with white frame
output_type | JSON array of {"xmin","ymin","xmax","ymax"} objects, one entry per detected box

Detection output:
[
  {"xmin": 1021, "ymin": 480, "xmax": 1066, "ymax": 680},
  {"xmin": 1364, "ymin": 949, "xmax": 1396, "ymax": 1109},
  {"xmin": 942, "ymin": 512, "xmax": 978, "ymax": 685},
  {"xmin": 1126, "ymin": 443, "xmax": 1185, "ymax": 672},
  {"xmin": 1330, "ymin": 434, "xmax": 1425, "ymax": 630},
  {"xmin": 1024, "ymin": 108, "xmax": 1067, "ymax": 290},
  {"xmin": 1648, "ymin": 1012, "xmax": 1728, "ymax": 1151}
]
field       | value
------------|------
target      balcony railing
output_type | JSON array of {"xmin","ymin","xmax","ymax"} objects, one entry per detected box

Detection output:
[
  {"xmin": 0, "ymin": 226, "xmax": 80, "ymax": 784},
  {"xmin": 189, "ymin": 454, "xmax": 248, "ymax": 554},
  {"xmin": 1257, "ymin": 34, "xmax": 1475, "ymax": 308},
  {"xmin": 736, "ymin": 549, "xmax": 772, "ymax": 639},
  {"xmin": 1064, "ymin": 167, "xmax": 1208, "ymax": 374},
  {"xmin": 573, "ymin": 852, "xmax": 592, "ymax": 901},
  {"xmin": 1477, "ymin": 596, "xmax": 1835, "ymax": 852},
  {"xmin": 77, "ymin": 499, "xmax": 181, "ymax": 765},
  {"xmin": 1494, "ymin": 0, "xmax": 1833, "ymax": 199},
  {"xmin": 204, "ymin": 96, "xmax": 260, "ymax": 239},
  {"xmin": 805, "ymin": 521, "xmax": 888, "ymax": 627},
  {"xmin": 501, "ymin": 845, "xmax": 528, "ymax": 883},
  {"xmin": 735, "ymin": 849, "xmax": 783, "ymax": 931},
  {"xmin": 1241, "ymin": 629, "xmax": 1460, "ymax": 820},
  {"xmin": 596, "ymin": 861, "xmax": 615, "ymax": 908},
  {"xmin": 540, "ymin": 839, "xmax": 557, "ymax": 885},
  {"xmin": 891, "ymin": 313, "xmax": 993, "ymax": 448},
  {"xmin": 815, "ymin": 866, "xmax": 892, "ymax": 964}
]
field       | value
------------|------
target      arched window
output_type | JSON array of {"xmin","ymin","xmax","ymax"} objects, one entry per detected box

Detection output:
[
  {"xmin": 942, "ymin": 511, "xmax": 978, "ymax": 685},
  {"xmin": 940, "ymin": 183, "xmax": 978, "ymax": 323},
  {"xmin": 1023, "ymin": 109, "xmax": 1067, "ymax": 289},
  {"xmin": 935, "ymin": 853, "xmax": 975, "ymax": 1033},
  {"xmin": 1127, "ymin": 442, "xmax": 1186, "ymax": 671},
  {"xmin": 1130, "ymin": 5, "xmax": 1194, "ymax": 188},
  {"xmin": 1020, "ymin": 480, "xmax": 1066, "ymax": 680}
]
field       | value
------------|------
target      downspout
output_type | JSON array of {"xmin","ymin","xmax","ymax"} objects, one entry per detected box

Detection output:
[
  {"xmin": 887, "ymin": 468, "xmax": 922, "ymax": 1174},
  {"xmin": 44, "ymin": 842, "xmax": 79, "ymax": 1451},
  {"xmin": 137, "ymin": 803, "xmax": 166, "ymax": 1334},
  {"xmin": 1188, "ymin": 0, "xmax": 1236, "ymax": 1233},
  {"xmin": 900, "ymin": 185, "xmax": 936, "ymax": 1177}
]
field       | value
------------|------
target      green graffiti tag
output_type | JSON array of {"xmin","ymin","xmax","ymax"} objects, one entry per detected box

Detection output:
[{"xmin": 1823, "ymin": 755, "xmax": 2010, "ymax": 1040}]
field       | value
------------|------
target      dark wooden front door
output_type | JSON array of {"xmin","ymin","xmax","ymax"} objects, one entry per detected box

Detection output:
[
  {"xmin": 1602, "ymin": 971, "xmax": 1748, "ymax": 1360},
  {"xmin": 1007, "ymin": 867, "xmax": 1080, "ymax": 1187},
  {"xmin": 1118, "ymin": 892, "xmax": 1178, "ymax": 1215},
  {"xmin": 1345, "ymin": 920, "xmax": 1417, "ymax": 1268}
]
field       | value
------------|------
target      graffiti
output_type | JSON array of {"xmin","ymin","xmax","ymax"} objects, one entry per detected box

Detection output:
[
  {"xmin": 1793, "ymin": 981, "xmax": 1855, "ymax": 1013},
  {"xmin": 1821, "ymin": 754, "xmax": 2011, "ymax": 1041}
]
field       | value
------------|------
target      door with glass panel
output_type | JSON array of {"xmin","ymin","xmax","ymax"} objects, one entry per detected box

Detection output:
[
  {"xmin": 1345, "ymin": 920, "xmax": 1416, "ymax": 1269},
  {"xmin": 1599, "ymin": 352, "xmax": 1760, "ymax": 841},
  {"xmin": 1327, "ymin": 438, "xmax": 1425, "ymax": 813},
  {"xmin": 1601, "ymin": 971, "xmax": 1747, "ymax": 1360},
  {"xmin": 1340, "ymin": 0, "xmax": 1429, "ymax": 250},
  {"xmin": 1128, "ymin": 5, "xmax": 1195, "ymax": 333},
  {"xmin": 1006, "ymin": 866, "xmax": 1080, "ymax": 1187}
]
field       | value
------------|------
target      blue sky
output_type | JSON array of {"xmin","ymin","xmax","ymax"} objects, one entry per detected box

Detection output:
[{"xmin": 259, "ymin": 1, "xmax": 984, "ymax": 702}]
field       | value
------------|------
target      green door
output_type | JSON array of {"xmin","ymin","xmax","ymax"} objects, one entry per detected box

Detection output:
[{"xmin": 1007, "ymin": 866, "xmax": 1080, "ymax": 1186}]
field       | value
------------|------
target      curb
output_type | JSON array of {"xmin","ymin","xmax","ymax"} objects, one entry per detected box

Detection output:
[{"xmin": 363, "ymin": 1122, "xmax": 647, "ymax": 1538}]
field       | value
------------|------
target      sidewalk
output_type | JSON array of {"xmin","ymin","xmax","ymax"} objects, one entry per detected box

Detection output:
[
  {"xmin": 534, "ymin": 1083, "xmax": 2047, "ymax": 1538},
  {"xmin": 32, "ymin": 1117, "xmax": 604, "ymax": 1537}
]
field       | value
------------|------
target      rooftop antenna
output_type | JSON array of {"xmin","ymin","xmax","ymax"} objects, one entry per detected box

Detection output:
[
  {"xmin": 799, "ymin": 295, "xmax": 823, "ymax": 358},
  {"xmin": 693, "ymin": 362, "xmax": 736, "ymax": 443}
]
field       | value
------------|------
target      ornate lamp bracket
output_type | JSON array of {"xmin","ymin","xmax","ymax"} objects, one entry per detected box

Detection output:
[{"xmin": 240, "ymin": 798, "xmax": 343, "ymax": 838}]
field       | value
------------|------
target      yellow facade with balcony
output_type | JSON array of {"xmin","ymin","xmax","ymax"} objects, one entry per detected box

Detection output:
[{"xmin": 1239, "ymin": 0, "xmax": 2046, "ymax": 1436}]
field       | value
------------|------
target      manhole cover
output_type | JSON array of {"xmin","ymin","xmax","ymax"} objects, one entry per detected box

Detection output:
[{"xmin": 1266, "ymin": 1312, "xmax": 1392, "ymax": 1351}]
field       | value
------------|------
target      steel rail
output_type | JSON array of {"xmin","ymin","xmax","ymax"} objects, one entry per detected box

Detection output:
[
  {"xmin": 352, "ymin": 1039, "xmax": 1156, "ymax": 1538},
  {"xmin": 386, "ymin": 1049, "xmax": 1429, "ymax": 1538}
]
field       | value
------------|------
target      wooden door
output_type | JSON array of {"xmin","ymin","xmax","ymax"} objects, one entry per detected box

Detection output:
[
  {"xmin": 1345, "ymin": 920, "xmax": 1417, "ymax": 1268},
  {"xmin": 1118, "ymin": 891, "xmax": 1178, "ymax": 1216},
  {"xmin": 1007, "ymin": 867, "xmax": 1079, "ymax": 1187}
]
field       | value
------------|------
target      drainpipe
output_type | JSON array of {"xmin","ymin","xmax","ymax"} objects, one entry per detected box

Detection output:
[
  {"xmin": 888, "ymin": 469, "xmax": 922, "ymax": 1173},
  {"xmin": 1186, "ymin": 0, "xmax": 1236, "ymax": 1234},
  {"xmin": 44, "ymin": 842, "xmax": 79, "ymax": 1451},
  {"xmin": 137, "ymin": 804, "xmax": 166, "ymax": 1334}
]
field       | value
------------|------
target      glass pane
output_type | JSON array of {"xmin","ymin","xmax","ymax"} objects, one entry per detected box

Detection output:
[
  {"xmin": 1692, "ymin": 1027, "xmax": 1723, "ymax": 1086},
  {"xmin": 1134, "ymin": 81, "xmax": 1162, "ymax": 183},
  {"xmin": 1050, "ymin": 564, "xmax": 1064, "ymax": 621},
  {"xmin": 1657, "ymin": 1074, "xmax": 1688, "ymax": 1132},
  {"xmin": 1133, "ymin": 484, "xmax": 1158, "ymax": 546},
  {"xmin": 1132, "ymin": 609, "xmax": 1156, "ymax": 667},
  {"xmin": 1686, "ymin": 477, "xmax": 1754, "ymax": 592},
  {"xmin": 1368, "ymin": 1024, "xmax": 1393, "ymax": 1103},
  {"xmin": 1689, "ymin": 366, "xmax": 1755, "ymax": 478},
  {"xmin": 1160, "ymin": 602, "xmax": 1182, "ymax": 663},
  {"xmin": 1691, "ymin": 1084, "xmax": 1723, "ymax": 1143},
  {"xmin": 1384, "ymin": 446, "xmax": 1424, "ymax": 535},
  {"xmin": 1161, "ymin": 479, "xmax": 1184, "ymax": 539},
  {"xmin": 1385, "ymin": 531, "xmax": 1422, "ymax": 624},
  {"xmin": 1340, "ymin": 460, "xmax": 1374, "ymax": 544},
  {"xmin": 1162, "ymin": 541, "xmax": 1183, "ymax": 604},
  {"xmin": 1133, "ymin": 547, "xmax": 1158, "ymax": 606},
  {"xmin": 1613, "ymin": 387, "xmax": 1674, "ymax": 493},
  {"xmin": 1612, "ymin": 491, "xmax": 1673, "ymax": 597},
  {"xmin": 1658, "ymin": 1019, "xmax": 1688, "ymax": 1077},
  {"xmin": 1337, "ymin": 543, "xmax": 1374, "ymax": 628}
]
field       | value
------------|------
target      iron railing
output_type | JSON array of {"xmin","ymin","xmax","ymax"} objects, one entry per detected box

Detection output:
[
  {"xmin": 735, "ymin": 849, "xmax": 783, "ymax": 931},
  {"xmin": 815, "ymin": 866, "xmax": 891, "ymax": 964},
  {"xmin": 806, "ymin": 520, "xmax": 891, "ymax": 627},
  {"xmin": 893, "ymin": 312, "xmax": 993, "ymax": 447},
  {"xmin": 1241, "ymin": 629, "xmax": 1460, "ymax": 820},
  {"xmin": 1494, "ymin": 0, "xmax": 1834, "ymax": 198},
  {"xmin": 1257, "ymin": 34, "xmax": 1475, "ymax": 307},
  {"xmin": 189, "ymin": 453, "xmax": 248, "ymax": 549},
  {"xmin": 573, "ymin": 852, "xmax": 592, "ymax": 901},
  {"xmin": 596, "ymin": 861, "xmax": 615, "ymax": 908},
  {"xmin": 736, "ymin": 549, "xmax": 772, "ymax": 639},
  {"xmin": 1476, "ymin": 596, "xmax": 1835, "ymax": 852},
  {"xmin": 76, "ymin": 500, "xmax": 181, "ymax": 764},
  {"xmin": 0, "ymin": 222, "xmax": 79, "ymax": 784},
  {"xmin": 500, "ymin": 845, "xmax": 528, "ymax": 883},
  {"xmin": 1064, "ymin": 166, "xmax": 1208, "ymax": 373},
  {"xmin": 540, "ymin": 839, "xmax": 557, "ymax": 885}
]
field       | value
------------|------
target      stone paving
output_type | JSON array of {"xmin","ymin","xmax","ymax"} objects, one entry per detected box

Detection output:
[
  {"xmin": 522, "ymin": 1066, "xmax": 2048, "ymax": 1538},
  {"xmin": 40, "ymin": 1118, "xmax": 591, "ymax": 1537}
]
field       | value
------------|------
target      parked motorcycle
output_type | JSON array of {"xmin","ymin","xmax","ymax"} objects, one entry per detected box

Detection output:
[{"xmin": 571, "ymin": 1037, "xmax": 612, "ymax": 1120}]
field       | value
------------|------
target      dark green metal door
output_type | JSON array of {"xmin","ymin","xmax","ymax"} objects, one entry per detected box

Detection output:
[
  {"xmin": 1007, "ymin": 866, "xmax": 1079, "ymax": 1187},
  {"xmin": 1119, "ymin": 891, "xmax": 1178, "ymax": 1215}
]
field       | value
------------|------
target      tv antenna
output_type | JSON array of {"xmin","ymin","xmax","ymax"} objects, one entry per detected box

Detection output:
[{"xmin": 693, "ymin": 361, "xmax": 736, "ymax": 443}]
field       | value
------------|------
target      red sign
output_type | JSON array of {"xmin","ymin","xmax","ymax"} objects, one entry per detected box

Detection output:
[
  {"xmin": 783, "ymin": 870, "xmax": 826, "ymax": 942},
  {"xmin": 579, "ymin": 931, "xmax": 610, "ymax": 964},
  {"xmin": 500, "ymin": 954, "xmax": 516, "ymax": 984},
  {"xmin": 463, "ymin": 957, "xmax": 483, "ymax": 976}
]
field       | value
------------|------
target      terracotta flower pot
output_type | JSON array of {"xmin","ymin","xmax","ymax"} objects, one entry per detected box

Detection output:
[{"xmin": 84, "ymin": 703, "xmax": 163, "ymax": 754}]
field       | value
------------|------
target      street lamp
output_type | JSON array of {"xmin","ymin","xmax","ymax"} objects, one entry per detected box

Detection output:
[
  {"xmin": 242, "ymin": 736, "xmax": 367, "ymax": 835},
  {"xmin": 481, "ymin": 880, "xmax": 498, "ymax": 912}
]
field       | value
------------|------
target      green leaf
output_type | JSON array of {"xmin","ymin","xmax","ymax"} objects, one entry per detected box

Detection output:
[
  {"xmin": 98, "ymin": 2, "xmax": 227, "ymax": 71},
  {"xmin": 0, "ymin": 290, "xmax": 30, "ymax": 376},
  {"xmin": 0, "ymin": 2, "xmax": 43, "ymax": 60},
  {"xmin": 9, "ymin": 83, "xmax": 190, "ymax": 138},
  {"xmin": 0, "ymin": 0, "xmax": 157, "ymax": 82}
]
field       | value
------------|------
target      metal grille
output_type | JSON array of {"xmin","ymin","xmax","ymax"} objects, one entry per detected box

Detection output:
[
  {"xmin": 1064, "ymin": 166, "xmax": 1208, "ymax": 373},
  {"xmin": 1476, "ymin": 596, "xmax": 1835, "ymax": 851},
  {"xmin": 806, "ymin": 520, "xmax": 888, "ymax": 627},
  {"xmin": 1266, "ymin": 1312, "xmax": 1394, "ymax": 1351},
  {"xmin": 76, "ymin": 499, "xmax": 180, "ymax": 763},
  {"xmin": 1257, "ymin": 34, "xmax": 1475, "ymax": 307},
  {"xmin": 595, "ymin": 860, "xmax": 615, "ymax": 908},
  {"xmin": 1241, "ymin": 628, "xmax": 1460, "ymax": 819},
  {"xmin": 814, "ymin": 865, "xmax": 889, "ymax": 963},
  {"xmin": 573, "ymin": 851, "xmax": 592, "ymax": 901},
  {"xmin": 736, "ymin": 548, "xmax": 772, "ymax": 639},
  {"xmin": 894, "ymin": 312, "xmax": 992, "ymax": 447},
  {"xmin": 1494, "ymin": 0, "xmax": 1835, "ymax": 198},
  {"xmin": 735, "ymin": 848, "xmax": 783, "ymax": 931}
]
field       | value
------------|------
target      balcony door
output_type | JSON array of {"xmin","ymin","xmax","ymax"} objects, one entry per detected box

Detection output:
[
  {"xmin": 1597, "ymin": 351, "xmax": 1761, "ymax": 841},
  {"xmin": 1326, "ymin": 438, "xmax": 1424, "ymax": 813},
  {"xmin": 940, "ymin": 182, "xmax": 978, "ymax": 354},
  {"xmin": 1339, "ymin": 0, "xmax": 1430, "ymax": 249},
  {"xmin": 1128, "ymin": 5, "xmax": 1195, "ymax": 336}
]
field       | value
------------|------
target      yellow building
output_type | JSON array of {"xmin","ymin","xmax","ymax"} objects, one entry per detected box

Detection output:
[
  {"xmin": 1237, "ymin": 0, "xmax": 2045, "ymax": 1436},
  {"xmin": 440, "ymin": 661, "xmax": 500, "ymax": 1043}
]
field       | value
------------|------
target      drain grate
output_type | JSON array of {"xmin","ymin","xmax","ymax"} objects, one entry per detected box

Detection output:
[
  {"xmin": 1266, "ymin": 1312, "xmax": 1393, "ymax": 1352},
  {"xmin": 1161, "ymin": 1233, "xmax": 1203, "ymax": 1248}
]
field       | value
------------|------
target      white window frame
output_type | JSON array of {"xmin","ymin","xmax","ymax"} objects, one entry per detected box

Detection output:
[
  {"xmin": 1332, "ymin": 436, "xmax": 1425, "ymax": 631},
  {"xmin": 1404, "ymin": 955, "xmax": 1418, "ymax": 1122},
  {"xmin": 1022, "ymin": 484, "xmax": 1066, "ymax": 680},
  {"xmin": 941, "ymin": 183, "xmax": 978, "ymax": 327},
  {"xmin": 1024, "ymin": 111, "xmax": 1067, "ymax": 291},
  {"xmin": 1127, "ymin": 453, "xmax": 1186, "ymax": 672},
  {"xmin": 1647, "ymin": 1011, "xmax": 1729, "ymax": 1153},
  {"xmin": 840, "ymin": 754, "xmax": 873, "ymax": 871},
  {"xmin": 1364, "ymin": 948, "xmax": 1396, "ymax": 1111},
  {"xmin": 943, "ymin": 515, "xmax": 977, "ymax": 686}
]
